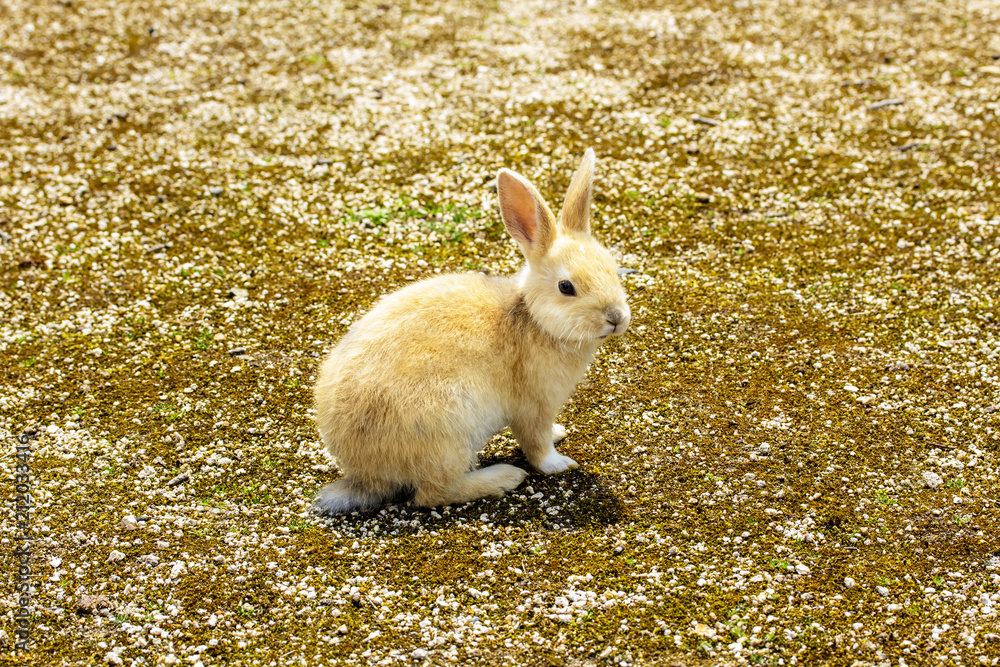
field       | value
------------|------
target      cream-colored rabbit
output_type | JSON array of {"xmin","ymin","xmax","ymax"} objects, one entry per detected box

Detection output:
[{"xmin": 312, "ymin": 149, "xmax": 630, "ymax": 514}]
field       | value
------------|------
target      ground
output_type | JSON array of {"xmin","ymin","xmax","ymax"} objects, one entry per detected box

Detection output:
[{"xmin": 1, "ymin": 0, "xmax": 999, "ymax": 665}]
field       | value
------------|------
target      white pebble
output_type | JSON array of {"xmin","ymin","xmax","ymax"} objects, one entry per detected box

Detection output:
[{"xmin": 922, "ymin": 471, "xmax": 943, "ymax": 489}]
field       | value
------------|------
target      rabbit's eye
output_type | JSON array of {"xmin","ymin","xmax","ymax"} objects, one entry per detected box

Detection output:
[{"xmin": 558, "ymin": 280, "xmax": 576, "ymax": 296}]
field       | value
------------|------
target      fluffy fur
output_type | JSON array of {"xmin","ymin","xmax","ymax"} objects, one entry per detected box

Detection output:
[{"xmin": 312, "ymin": 149, "xmax": 630, "ymax": 514}]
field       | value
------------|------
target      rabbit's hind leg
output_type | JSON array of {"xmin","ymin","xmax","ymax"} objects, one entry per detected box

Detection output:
[{"xmin": 413, "ymin": 464, "xmax": 527, "ymax": 508}]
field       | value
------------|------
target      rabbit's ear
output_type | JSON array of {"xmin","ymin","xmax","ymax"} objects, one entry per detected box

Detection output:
[
  {"xmin": 559, "ymin": 148, "xmax": 595, "ymax": 235},
  {"xmin": 497, "ymin": 169, "xmax": 554, "ymax": 257}
]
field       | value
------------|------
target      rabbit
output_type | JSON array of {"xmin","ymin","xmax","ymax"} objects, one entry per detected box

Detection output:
[{"xmin": 312, "ymin": 148, "xmax": 630, "ymax": 514}]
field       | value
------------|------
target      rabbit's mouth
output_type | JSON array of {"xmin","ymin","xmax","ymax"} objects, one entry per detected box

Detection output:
[{"xmin": 599, "ymin": 325, "xmax": 625, "ymax": 339}]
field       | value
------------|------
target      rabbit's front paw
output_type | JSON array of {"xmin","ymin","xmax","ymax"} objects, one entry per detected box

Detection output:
[
  {"xmin": 551, "ymin": 423, "xmax": 567, "ymax": 443},
  {"xmin": 536, "ymin": 450, "xmax": 579, "ymax": 475}
]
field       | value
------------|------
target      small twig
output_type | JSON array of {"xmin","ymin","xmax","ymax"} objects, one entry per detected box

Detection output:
[
  {"xmin": 692, "ymin": 116, "xmax": 721, "ymax": 126},
  {"xmin": 867, "ymin": 99, "xmax": 905, "ymax": 111},
  {"xmin": 166, "ymin": 473, "xmax": 189, "ymax": 487}
]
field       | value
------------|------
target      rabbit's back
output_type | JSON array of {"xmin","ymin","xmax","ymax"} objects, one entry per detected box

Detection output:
[{"xmin": 320, "ymin": 272, "xmax": 520, "ymax": 392}]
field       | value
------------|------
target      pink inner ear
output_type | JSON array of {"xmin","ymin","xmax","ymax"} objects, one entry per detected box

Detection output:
[{"xmin": 499, "ymin": 174, "xmax": 539, "ymax": 245}]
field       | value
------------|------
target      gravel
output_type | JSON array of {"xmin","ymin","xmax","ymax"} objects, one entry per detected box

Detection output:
[{"xmin": 1, "ymin": 0, "xmax": 999, "ymax": 665}]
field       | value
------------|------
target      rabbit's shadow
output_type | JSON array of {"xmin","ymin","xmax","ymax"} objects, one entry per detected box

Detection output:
[{"xmin": 319, "ymin": 451, "xmax": 626, "ymax": 532}]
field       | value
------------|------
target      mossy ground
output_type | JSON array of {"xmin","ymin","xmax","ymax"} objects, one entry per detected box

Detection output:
[{"xmin": 1, "ymin": 0, "xmax": 999, "ymax": 665}]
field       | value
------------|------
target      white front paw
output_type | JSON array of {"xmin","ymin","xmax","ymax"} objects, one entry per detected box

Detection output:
[
  {"xmin": 551, "ymin": 423, "xmax": 567, "ymax": 443},
  {"xmin": 536, "ymin": 450, "xmax": 579, "ymax": 475}
]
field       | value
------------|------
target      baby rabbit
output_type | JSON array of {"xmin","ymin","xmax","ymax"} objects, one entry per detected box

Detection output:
[{"xmin": 312, "ymin": 149, "xmax": 630, "ymax": 514}]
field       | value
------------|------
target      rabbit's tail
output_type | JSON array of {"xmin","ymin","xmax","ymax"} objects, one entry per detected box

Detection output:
[{"xmin": 312, "ymin": 478, "xmax": 388, "ymax": 515}]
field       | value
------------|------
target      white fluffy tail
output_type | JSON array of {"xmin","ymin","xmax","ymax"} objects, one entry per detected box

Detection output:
[{"xmin": 312, "ymin": 478, "xmax": 387, "ymax": 515}]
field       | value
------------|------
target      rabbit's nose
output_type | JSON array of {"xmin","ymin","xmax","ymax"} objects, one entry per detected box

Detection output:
[{"xmin": 605, "ymin": 307, "xmax": 626, "ymax": 327}]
